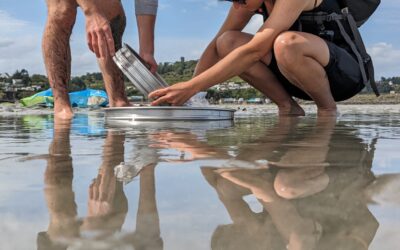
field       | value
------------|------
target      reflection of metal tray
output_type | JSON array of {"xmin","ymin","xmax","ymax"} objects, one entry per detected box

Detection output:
[
  {"xmin": 106, "ymin": 119, "xmax": 234, "ymax": 130},
  {"xmin": 104, "ymin": 107, "xmax": 235, "ymax": 121}
]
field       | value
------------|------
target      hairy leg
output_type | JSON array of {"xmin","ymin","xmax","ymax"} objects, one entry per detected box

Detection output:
[
  {"xmin": 44, "ymin": 118, "xmax": 79, "ymax": 239},
  {"xmin": 216, "ymin": 31, "xmax": 304, "ymax": 116},
  {"xmin": 42, "ymin": 0, "xmax": 78, "ymax": 119},
  {"xmin": 94, "ymin": 2, "xmax": 129, "ymax": 107},
  {"xmin": 98, "ymin": 14, "xmax": 129, "ymax": 107},
  {"xmin": 274, "ymin": 31, "xmax": 337, "ymax": 117}
]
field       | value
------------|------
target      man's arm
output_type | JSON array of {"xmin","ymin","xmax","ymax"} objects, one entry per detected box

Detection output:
[
  {"xmin": 77, "ymin": 0, "xmax": 121, "ymax": 58},
  {"xmin": 135, "ymin": 0, "xmax": 158, "ymax": 73}
]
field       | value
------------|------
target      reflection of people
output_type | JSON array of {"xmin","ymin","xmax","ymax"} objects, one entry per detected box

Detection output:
[
  {"xmin": 149, "ymin": 0, "xmax": 367, "ymax": 117},
  {"xmin": 39, "ymin": 119, "xmax": 162, "ymax": 249},
  {"xmin": 81, "ymin": 131, "xmax": 128, "ymax": 235},
  {"xmin": 149, "ymin": 131, "xmax": 228, "ymax": 161},
  {"xmin": 201, "ymin": 117, "xmax": 379, "ymax": 250},
  {"xmin": 38, "ymin": 118, "xmax": 79, "ymax": 249},
  {"xmin": 123, "ymin": 164, "xmax": 163, "ymax": 250},
  {"xmin": 43, "ymin": 0, "xmax": 158, "ymax": 119}
]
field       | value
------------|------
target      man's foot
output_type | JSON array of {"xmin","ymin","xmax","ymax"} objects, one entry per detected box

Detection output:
[
  {"xmin": 112, "ymin": 100, "xmax": 132, "ymax": 107},
  {"xmin": 54, "ymin": 107, "xmax": 74, "ymax": 120}
]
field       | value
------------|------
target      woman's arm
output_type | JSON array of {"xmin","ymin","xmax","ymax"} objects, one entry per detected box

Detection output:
[
  {"xmin": 193, "ymin": 6, "xmax": 253, "ymax": 76},
  {"xmin": 189, "ymin": 0, "xmax": 310, "ymax": 92},
  {"xmin": 149, "ymin": 0, "xmax": 313, "ymax": 105}
]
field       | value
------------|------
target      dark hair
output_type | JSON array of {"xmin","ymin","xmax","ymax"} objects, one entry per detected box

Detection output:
[{"xmin": 220, "ymin": 0, "xmax": 247, "ymax": 4}]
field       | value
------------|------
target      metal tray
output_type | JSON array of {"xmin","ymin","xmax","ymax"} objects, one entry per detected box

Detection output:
[
  {"xmin": 113, "ymin": 44, "xmax": 169, "ymax": 96},
  {"xmin": 104, "ymin": 106, "xmax": 235, "ymax": 121}
]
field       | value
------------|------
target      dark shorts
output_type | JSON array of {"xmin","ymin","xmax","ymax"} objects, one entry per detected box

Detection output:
[{"xmin": 268, "ymin": 41, "xmax": 365, "ymax": 101}]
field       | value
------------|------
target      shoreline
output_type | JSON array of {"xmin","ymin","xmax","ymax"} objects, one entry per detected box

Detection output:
[{"xmin": 1, "ymin": 102, "xmax": 399, "ymax": 117}]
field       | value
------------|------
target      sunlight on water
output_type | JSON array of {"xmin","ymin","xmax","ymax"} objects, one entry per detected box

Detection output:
[{"xmin": 1, "ymin": 110, "xmax": 400, "ymax": 250}]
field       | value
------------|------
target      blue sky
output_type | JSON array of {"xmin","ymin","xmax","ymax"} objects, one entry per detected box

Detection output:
[{"xmin": 0, "ymin": 0, "xmax": 399, "ymax": 78}]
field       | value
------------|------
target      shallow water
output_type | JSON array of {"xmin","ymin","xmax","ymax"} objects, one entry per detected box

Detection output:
[{"xmin": 1, "ymin": 110, "xmax": 400, "ymax": 250}]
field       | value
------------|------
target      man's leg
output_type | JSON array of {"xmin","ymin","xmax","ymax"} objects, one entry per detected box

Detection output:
[
  {"xmin": 215, "ymin": 31, "xmax": 304, "ymax": 116},
  {"xmin": 42, "ymin": 0, "xmax": 77, "ymax": 119},
  {"xmin": 95, "ymin": 2, "xmax": 129, "ymax": 107},
  {"xmin": 273, "ymin": 31, "xmax": 337, "ymax": 117},
  {"xmin": 77, "ymin": 0, "xmax": 129, "ymax": 107}
]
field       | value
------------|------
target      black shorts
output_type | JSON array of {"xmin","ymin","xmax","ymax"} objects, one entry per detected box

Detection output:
[{"xmin": 268, "ymin": 41, "xmax": 365, "ymax": 101}]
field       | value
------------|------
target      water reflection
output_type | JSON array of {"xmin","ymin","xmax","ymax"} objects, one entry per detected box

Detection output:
[
  {"xmin": 39, "ymin": 118, "xmax": 162, "ymax": 249},
  {"xmin": 39, "ymin": 119, "xmax": 79, "ymax": 249},
  {"xmin": 202, "ymin": 117, "xmax": 379, "ymax": 250},
  {"xmin": 29, "ymin": 114, "xmax": 400, "ymax": 249},
  {"xmin": 146, "ymin": 117, "xmax": 381, "ymax": 250}
]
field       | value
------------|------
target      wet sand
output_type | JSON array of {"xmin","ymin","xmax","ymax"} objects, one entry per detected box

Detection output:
[{"xmin": 1, "ymin": 102, "xmax": 400, "ymax": 117}]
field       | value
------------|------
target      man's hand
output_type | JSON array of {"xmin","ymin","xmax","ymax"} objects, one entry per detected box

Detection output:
[
  {"xmin": 86, "ymin": 170, "xmax": 117, "ymax": 218},
  {"xmin": 140, "ymin": 52, "xmax": 158, "ymax": 74},
  {"xmin": 86, "ymin": 13, "xmax": 115, "ymax": 58},
  {"xmin": 148, "ymin": 81, "xmax": 197, "ymax": 106}
]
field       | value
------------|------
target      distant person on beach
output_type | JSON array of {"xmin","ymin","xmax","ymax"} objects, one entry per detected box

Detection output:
[
  {"xmin": 149, "ymin": 0, "xmax": 375, "ymax": 117},
  {"xmin": 42, "ymin": 0, "xmax": 158, "ymax": 119}
]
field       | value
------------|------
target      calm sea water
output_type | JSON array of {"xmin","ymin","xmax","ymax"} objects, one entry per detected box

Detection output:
[{"xmin": 1, "ymin": 110, "xmax": 400, "ymax": 250}]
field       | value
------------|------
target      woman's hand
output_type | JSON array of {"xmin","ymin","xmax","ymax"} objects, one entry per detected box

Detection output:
[{"xmin": 148, "ymin": 81, "xmax": 197, "ymax": 106}]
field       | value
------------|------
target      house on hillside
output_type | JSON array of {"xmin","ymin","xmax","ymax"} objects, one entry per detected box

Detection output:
[
  {"xmin": 12, "ymin": 79, "xmax": 25, "ymax": 88},
  {"xmin": 0, "ymin": 73, "xmax": 10, "ymax": 80},
  {"xmin": 246, "ymin": 98, "xmax": 264, "ymax": 104}
]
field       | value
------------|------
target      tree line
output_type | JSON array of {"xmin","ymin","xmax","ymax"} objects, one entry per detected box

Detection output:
[{"xmin": 2, "ymin": 63, "xmax": 400, "ymax": 100}]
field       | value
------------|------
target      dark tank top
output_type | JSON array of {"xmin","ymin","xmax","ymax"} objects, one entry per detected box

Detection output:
[
  {"xmin": 257, "ymin": 0, "xmax": 341, "ymax": 20},
  {"xmin": 313, "ymin": 0, "xmax": 341, "ymax": 13},
  {"xmin": 257, "ymin": 0, "xmax": 346, "ymax": 44}
]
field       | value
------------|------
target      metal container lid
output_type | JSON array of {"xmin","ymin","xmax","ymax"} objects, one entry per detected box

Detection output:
[{"xmin": 113, "ymin": 44, "xmax": 169, "ymax": 97}]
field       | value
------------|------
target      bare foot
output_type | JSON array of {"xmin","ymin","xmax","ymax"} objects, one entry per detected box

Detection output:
[
  {"xmin": 278, "ymin": 100, "xmax": 305, "ymax": 117},
  {"xmin": 54, "ymin": 107, "xmax": 74, "ymax": 120},
  {"xmin": 113, "ymin": 100, "xmax": 132, "ymax": 107},
  {"xmin": 317, "ymin": 107, "xmax": 338, "ymax": 117}
]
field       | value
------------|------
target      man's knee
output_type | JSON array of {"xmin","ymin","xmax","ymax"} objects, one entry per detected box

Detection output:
[
  {"xmin": 216, "ymin": 31, "xmax": 241, "ymax": 58},
  {"xmin": 46, "ymin": 1, "xmax": 77, "ymax": 31},
  {"xmin": 274, "ymin": 31, "xmax": 304, "ymax": 67}
]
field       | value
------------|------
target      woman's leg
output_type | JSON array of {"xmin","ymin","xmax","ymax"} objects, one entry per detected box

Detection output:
[
  {"xmin": 216, "ymin": 31, "xmax": 304, "ymax": 116},
  {"xmin": 273, "ymin": 31, "xmax": 337, "ymax": 117}
]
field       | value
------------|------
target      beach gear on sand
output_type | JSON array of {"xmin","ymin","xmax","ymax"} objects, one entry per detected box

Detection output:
[{"xmin": 20, "ymin": 88, "xmax": 109, "ymax": 108}]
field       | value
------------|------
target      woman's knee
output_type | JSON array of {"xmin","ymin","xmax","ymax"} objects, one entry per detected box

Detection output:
[
  {"xmin": 273, "ymin": 31, "xmax": 304, "ymax": 68},
  {"xmin": 216, "ymin": 31, "xmax": 244, "ymax": 58}
]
